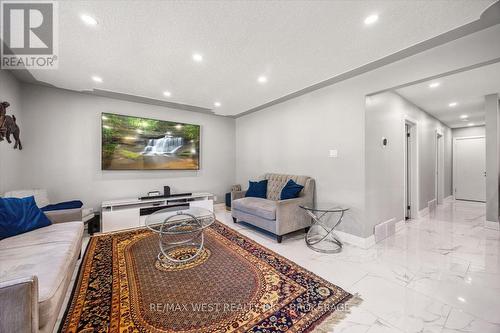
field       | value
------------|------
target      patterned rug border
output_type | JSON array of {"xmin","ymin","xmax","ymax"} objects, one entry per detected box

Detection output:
[
  {"xmin": 208, "ymin": 222, "xmax": 361, "ymax": 333},
  {"xmin": 59, "ymin": 221, "xmax": 362, "ymax": 333},
  {"xmin": 58, "ymin": 232, "xmax": 93, "ymax": 333}
]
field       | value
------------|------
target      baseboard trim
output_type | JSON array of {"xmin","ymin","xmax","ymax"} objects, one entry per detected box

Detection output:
[
  {"xmin": 419, "ymin": 207, "xmax": 429, "ymax": 217},
  {"xmin": 444, "ymin": 195, "xmax": 454, "ymax": 202},
  {"xmin": 485, "ymin": 220, "xmax": 500, "ymax": 230},
  {"xmin": 334, "ymin": 218, "xmax": 408, "ymax": 249},
  {"xmin": 395, "ymin": 219, "xmax": 406, "ymax": 232},
  {"xmin": 335, "ymin": 230, "xmax": 376, "ymax": 249}
]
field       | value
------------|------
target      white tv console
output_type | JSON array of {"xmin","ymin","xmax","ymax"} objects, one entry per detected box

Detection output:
[{"xmin": 101, "ymin": 192, "xmax": 214, "ymax": 233}]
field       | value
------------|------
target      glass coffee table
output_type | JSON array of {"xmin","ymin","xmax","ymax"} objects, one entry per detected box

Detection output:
[
  {"xmin": 300, "ymin": 203, "xmax": 349, "ymax": 253},
  {"xmin": 145, "ymin": 207, "xmax": 215, "ymax": 266}
]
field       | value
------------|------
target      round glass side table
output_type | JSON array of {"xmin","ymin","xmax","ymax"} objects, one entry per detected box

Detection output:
[
  {"xmin": 145, "ymin": 207, "xmax": 215, "ymax": 265},
  {"xmin": 300, "ymin": 203, "xmax": 349, "ymax": 253}
]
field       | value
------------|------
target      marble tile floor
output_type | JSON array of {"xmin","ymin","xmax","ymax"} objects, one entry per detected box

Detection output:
[{"xmin": 54, "ymin": 199, "xmax": 500, "ymax": 333}]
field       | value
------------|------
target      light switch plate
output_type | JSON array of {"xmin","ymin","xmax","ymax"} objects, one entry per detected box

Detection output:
[{"xmin": 329, "ymin": 149, "xmax": 338, "ymax": 158}]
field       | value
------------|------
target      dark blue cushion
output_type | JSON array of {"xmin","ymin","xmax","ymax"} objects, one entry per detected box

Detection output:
[
  {"xmin": 0, "ymin": 196, "xmax": 52, "ymax": 240},
  {"xmin": 280, "ymin": 179, "xmax": 304, "ymax": 200},
  {"xmin": 41, "ymin": 200, "xmax": 83, "ymax": 212},
  {"xmin": 245, "ymin": 180, "xmax": 268, "ymax": 199}
]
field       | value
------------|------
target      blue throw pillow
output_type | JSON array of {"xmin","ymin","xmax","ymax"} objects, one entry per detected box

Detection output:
[
  {"xmin": 41, "ymin": 200, "xmax": 83, "ymax": 212},
  {"xmin": 280, "ymin": 179, "xmax": 304, "ymax": 200},
  {"xmin": 0, "ymin": 196, "xmax": 52, "ymax": 240},
  {"xmin": 245, "ymin": 180, "xmax": 268, "ymax": 199}
]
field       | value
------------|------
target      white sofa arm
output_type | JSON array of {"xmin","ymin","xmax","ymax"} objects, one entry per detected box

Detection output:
[
  {"xmin": 0, "ymin": 276, "xmax": 39, "ymax": 333},
  {"xmin": 44, "ymin": 208, "xmax": 83, "ymax": 223}
]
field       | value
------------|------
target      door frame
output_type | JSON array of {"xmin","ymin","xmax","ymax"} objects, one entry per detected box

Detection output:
[
  {"xmin": 435, "ymin": 129, "xmax": 445, "ymax": 204},
  {"xmin": 453, "ymin": 135, "xmax": 486, "ymax": 201},
  {"xmin": 403, "ymin": 116, "xmax": 419, "ymax": 220}
]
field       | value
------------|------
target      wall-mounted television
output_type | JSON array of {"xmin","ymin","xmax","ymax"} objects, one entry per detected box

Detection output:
[{"xmin": 101, "ymin": 113, "xmax": 200, "ymax": 170}]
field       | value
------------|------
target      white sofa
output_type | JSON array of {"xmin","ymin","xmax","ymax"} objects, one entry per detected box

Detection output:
[
  {"xmin": 0, "ymin": 222, "xmax": 83, "ymax": 333},
  {"xmin": 0, "ymin": 189, "xmax": 86, "ymax": 332}
]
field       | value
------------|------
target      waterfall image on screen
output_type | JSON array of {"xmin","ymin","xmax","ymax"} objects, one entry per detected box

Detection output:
[{"xmin": 101, "ymin": 113, "xmax": 200, "ymax": 170}]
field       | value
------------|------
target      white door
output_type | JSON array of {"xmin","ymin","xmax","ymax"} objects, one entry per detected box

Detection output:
[{"xmin": 454, "ymin": 137, "xmax": 486, "ymax": 202}]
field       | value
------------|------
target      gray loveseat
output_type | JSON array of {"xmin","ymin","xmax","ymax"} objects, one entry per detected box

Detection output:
[
  {"xmin": 0, "ymin": 212, "xmax": 83, "ymax": 333},
  {"xmin": 231, "ymin": 173, "xmax": 315, "ymax": 243}
]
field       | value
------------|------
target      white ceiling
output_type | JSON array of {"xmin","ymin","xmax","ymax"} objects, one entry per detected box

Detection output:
[
  {"xmin": 23, "ymin": 0, "xmax": 496, "ymax": 116},
  {"xmin": 396, "ymin": 62, "xmax": 500, "ymax": 128}
]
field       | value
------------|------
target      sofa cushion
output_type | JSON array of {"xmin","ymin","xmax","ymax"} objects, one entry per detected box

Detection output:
[
  {"xmin": 245, "ymin": 180, "xmax": 268, "ymax": 199},
  {"xmin": 0, "ymin": 196, "xmax": 52, "ymax": 240},
  {"xmin": 0, "ymin": 222, "xmax": 83, "ymax": 328},
  {"xmin": 280, "ymin": 179, "xmax": 304, "ymax": 200},
  {"xmin": 41, "ymin": 200, "xmax": 83, "ymax": 212},
  {"xmin": 265, "ymin": 174, "xmax": 309, "ymax": 201},
  {"xmin": 233, "ymin": 197, "xmax": 277, "ymax": 220}
]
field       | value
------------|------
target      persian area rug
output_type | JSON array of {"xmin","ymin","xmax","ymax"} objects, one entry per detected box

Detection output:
[{"xmin": 60, "ymin": 222, "xmax": 358, "ymax": 333}]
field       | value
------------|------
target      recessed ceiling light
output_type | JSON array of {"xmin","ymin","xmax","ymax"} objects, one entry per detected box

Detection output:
[
  {"xmin": 81, "ymin": 14, "xmax": 98, "ymax": 26},
  {"xmin": 448, "ymin": 102, "xmax": 458, "ymax": 107},
  {"xmin": 428, "ymin": 82, "xmax": 440, "ymax": 88},
  {"xmin": 163, "ymin": 91, "xmax": 171, "ymax": 97},
  {"xmin": 92, "ymin": 76, "xmax": 102, "ymax": 83},
  {"xmin": 192, "ymin": 53, "xmax": 203, "ymax": 62},
  {"xmin": 460, "ymin": 114, "xmax": 468, "ymax": 119},
  {"xmin": 457, "ymin": 296, "xmax": 466, "ymax": 303},
  {"xmin": 214, "ymin": 102, "xmax": 221, "ymax": 108},
  {"xmin": 257, "ymin": 76, "xmax": 268, "ymax": 84},
  {"xmin": 364, "ymin": 14, "xmax": 379, "ymax": 25},
  {"xmin": 468, "ymin": 123, "xmax": 475, "ymax": 127}
]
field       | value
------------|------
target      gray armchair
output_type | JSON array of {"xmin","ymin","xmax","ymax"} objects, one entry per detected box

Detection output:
[{"xmin": 231, "ymin": 173, "xmax": 315, "ymax": 243}]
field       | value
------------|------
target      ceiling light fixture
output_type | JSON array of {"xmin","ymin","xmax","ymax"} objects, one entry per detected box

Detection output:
[
  {"xmin": 448, "ymin": 102, "xmax": 458, "ymax": 107},
  {"xmin": 364, "ymin": 14, "xmax": 379, "ymax": 25},
  {"xmin": 91, "ymin": 76, "xmax": 103, "ymax": 83},
  {"xmin": 428, "ymin": 82, "xmax": 440, "ymax": 89},
  {"xmin": 81, "ymin": 14, "xmax": 98, "ymax": 26},
  {"xmin": 214, "ymin": 102, "xmax": 221, "ymax": 108},
  {"xmin": 163, "ymin": 91, "xmax": 171, "ymax": 97},
  {"xmin": 459, "ymin": 115, "xmax": 468, "ymax": 119},
  {"xmin": 192, "ymin": 53, "xmax": 203, "ymax": 62},
  {"xmin": 257, "ymin": 76, "xmax": 268, "ymax": 84}
]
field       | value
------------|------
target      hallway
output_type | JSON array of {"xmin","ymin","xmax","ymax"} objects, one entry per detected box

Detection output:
[{"xmin": 216, "ymin": 199, "xmax": 500, "ymax": 332}]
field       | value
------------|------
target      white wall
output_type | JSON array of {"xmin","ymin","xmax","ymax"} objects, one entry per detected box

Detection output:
[
  {"xmin": 453, "ymin": 125, "xmax": 486, "ymax": 138},
  {"xmin": 365, "ymin": 92, "xmax": 452, "ymax": 235},
  {"xmin": 235, "ymin": 23, "xmax": 500, "ymax": 238},
  {"xmin": 236, "ymin": 79, "xmax": 366, "ymax": 237},
  {"xmin": 17, "ymin": 83, "xmax": 236, "ymax": 210},
  {"xmin": 485, "ymin": 96, "xmax": 499, "ymax": 223},
  {"xmin": 0, "ymin": 70, "xmax": 23, "ymax": 193}
]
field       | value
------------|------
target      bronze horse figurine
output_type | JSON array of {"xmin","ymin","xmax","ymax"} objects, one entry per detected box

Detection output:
[{"xmin": 0, "ymin": 101, "xmax": 22, "ymax": 150}]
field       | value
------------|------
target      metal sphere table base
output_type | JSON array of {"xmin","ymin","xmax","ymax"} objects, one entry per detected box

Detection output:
[
  {"xmin": 302, "ymin": 206, "xmax": 349, "ymax": 254},
  {"xmin": 157, "ymin": 212, "xmax": 205, "ymax": 265},
  {"xmin": 145, "ymin": 208, "xmax": 215, "ymax": 270}
]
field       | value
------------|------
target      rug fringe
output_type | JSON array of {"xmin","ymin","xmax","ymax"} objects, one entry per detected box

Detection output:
[{"xmin": 312, "ymin": 293, "xmax": 363, "ymax": 333}]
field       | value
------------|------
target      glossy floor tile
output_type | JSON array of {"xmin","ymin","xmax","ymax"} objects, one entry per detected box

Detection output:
[{"xmin": 54, "ymin": 199, "xmax": 500, "ymax": 333}]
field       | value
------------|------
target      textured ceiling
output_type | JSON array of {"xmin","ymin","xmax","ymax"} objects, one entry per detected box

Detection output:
[
  {"xmin": 21, "ymin": 0, "xmax": 496, "ymax": 115},
  {"xmin": 396, "ymin": 62, "xmax": 500, "ymax": 128}
]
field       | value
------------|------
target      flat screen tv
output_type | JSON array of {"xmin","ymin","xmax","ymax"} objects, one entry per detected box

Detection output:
[{"xmin": 101, "ymin": 113, "xmax": 200, "ymax": 170}]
